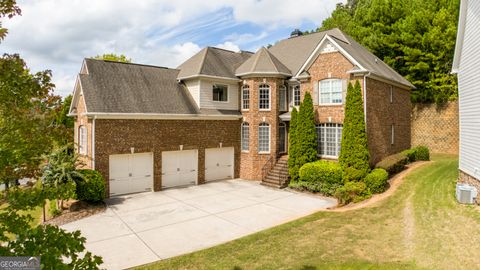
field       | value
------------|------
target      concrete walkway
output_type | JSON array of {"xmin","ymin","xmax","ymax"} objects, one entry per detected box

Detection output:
[{"xmin": 62, "ymin": 179, "xmax": 337, "ymax": 270}]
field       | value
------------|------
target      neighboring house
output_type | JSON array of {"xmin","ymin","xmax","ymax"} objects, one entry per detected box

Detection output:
[
  {"xmin": 452, "ymin": 0, "xmax": 480, "ymax": 189},
  {"xmin": 69, "ymin": 28, "xmax": 413, "ymax": 197}
]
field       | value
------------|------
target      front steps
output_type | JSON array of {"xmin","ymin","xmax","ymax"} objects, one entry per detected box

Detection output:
[{"xmin": 261, "ymin": 155, "xmax": 289, "ymax": 188}]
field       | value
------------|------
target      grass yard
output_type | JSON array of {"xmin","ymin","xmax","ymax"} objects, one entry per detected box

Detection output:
[{"xmin": 135, "ymin": 154, "xmax": 480, "ymax": 270}]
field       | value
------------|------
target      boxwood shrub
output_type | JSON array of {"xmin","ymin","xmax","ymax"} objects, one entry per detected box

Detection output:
[
  {"xmin": 294, "ymin": 160, "xmax": 343, "ymax": 195},
  {"xmin": 365, "ymin": 168, "xmax": 389, "ymax": 193},
  {"xmin": 414, "ymin": 145, "xmax": 430, "ymax": 161},
  {"xmin": 334, "ymin": 181, "xmax": 371, "ymax": 205},
  {"xmin": 75, "ymin": 169, "xmax": 105, "ymax": 202},
  {"xmin": 401, "ymin": 149, "xmax": 416, "ymax": 163},
  {"xmin": 375, "ymin": 152, "xmax": 409, "ymax": 175}
]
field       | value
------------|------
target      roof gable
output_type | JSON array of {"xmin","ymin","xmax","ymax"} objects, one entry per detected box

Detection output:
[{"xmin": 235, "ymin": 47, "xmax": 292, "ymax": 77}]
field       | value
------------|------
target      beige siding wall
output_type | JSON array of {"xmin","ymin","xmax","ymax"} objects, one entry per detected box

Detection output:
[
  {"xmin": 184, "ymin": 80, "xmax": 201, "ymax": 107},
  {"xmin": 199, "ymin": 79, "xmax": 239, "ymax": 110}
]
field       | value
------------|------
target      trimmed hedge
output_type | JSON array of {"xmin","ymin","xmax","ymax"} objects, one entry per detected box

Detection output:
[
  {"xmin": 414, "ymin": 145, "xmax": 430, "ymax": 161},
  {"xmin": 401, "ymin": 149, "xmax": 416, "ymax": 163},
  {"xmin": 76, "ymin": 169, "xmax": 105, "ymax": 202},
  {"xmin": 375, "ymin": 152, "xmax": 409, "ymax": 175},
  {"xmin": 365, "ymin": 168, "xmax": 389, "ymax": 193},
  {"xmin": 294, "ymin": 160, "xmax": 343, "ymax": 195},
  {"xmin": 334, "ymin": 181, "xmax": 371, "ymax": 205}
]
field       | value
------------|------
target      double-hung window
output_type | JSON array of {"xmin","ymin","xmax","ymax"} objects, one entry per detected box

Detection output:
[
  {"xmin": 242, "ymin": 85, "xmax": 250, "ymax": 110},
  {"xmin": 319, "ymin": 79, "xmax": 342, "ymax": 104},
  {"xmin": 316, "ymin": 123, "xmax": 342, "ymax": 157},
  {"xmin": 259, "ymin": 84, "xmax": 270, "ymax": 110},
  {"xmin": 241, "ymin": 122, "xmax": 249, "ymax": 151},
  {"xmin": 279, "ymin": 85, "xmax": 287, "ymax": 111},
  {"xmin": 213, "ymin": 84, "xmax": 228, "ymax": 102},
  {"xmin": 293, "ymin": 85, "xmax": 301, "ymax": 107},
  {"xmin": 78, "ymin": 125, "xmax": 87, "ymax": 155},
  {"xmin": 258, "ymin": 123, "xmax": 270, "ymax": 153}
]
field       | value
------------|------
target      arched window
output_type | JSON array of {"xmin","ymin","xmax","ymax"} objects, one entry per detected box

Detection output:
[
  {"xmin": 242, "ymin": 85, "xmax": 250, "ymax": 110},
  {"xmin": 78, "ymin": 125, "xmax": 87, "ymax": 155},
  {"xmin": 258, "ymin": 122, "xmax": 270, "ymax": 153},
  {"xmin": 258, "ymin": 84, "xmax": 270, "ymax": 110},
  {"xmin": 279, "ymin": 85, "xmax": 287, "ymax": 111},
  {"xmin": 319, "ymin": 79, "xmax": 342, "ymax": 104},
  {"xmin": 241, "ymin": 122, "xmax": 250, "ymax": 151},
  {"xmin": 316, "ymin": 123, "xmax": 343, "ymax": 157}
]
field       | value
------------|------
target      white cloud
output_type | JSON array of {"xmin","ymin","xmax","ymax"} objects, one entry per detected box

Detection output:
[
  {"xmin": 0, "ymin": 0, "xmax": 341, "ymax": 96},
  {"xmin": 214, "ymin": 41, "xmax": 240, "ymax": 52}
]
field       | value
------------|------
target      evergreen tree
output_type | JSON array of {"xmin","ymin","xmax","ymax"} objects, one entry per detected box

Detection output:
[
  {"xmin": 295, "ymin": 92, "xmax": 318, "ymax": 172},
  {"xmin": 339, "ymin": 81, "xmax": 370, "ymax": 181},
  {"xmin": 288, "ymin": 107, "xmax": 299, "ymax": 181}
]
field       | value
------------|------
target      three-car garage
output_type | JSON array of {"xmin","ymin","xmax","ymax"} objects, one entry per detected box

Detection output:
[{"xmin": 108, "ymin": 147, "xmax": 235, "ymax": 196}]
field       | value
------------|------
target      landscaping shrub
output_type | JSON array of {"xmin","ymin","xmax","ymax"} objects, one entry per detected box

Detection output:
[
  {"xmin": 365, "ymin": 168, "xmax": 389, "ymax": 193},
  {"xmin": 343, "ymin": 166, "xmax": 368, "ymax": 182},
  {"xmin": 414, "ymin": 145, "xmax": 430, "ymax": 161},
  {"xmin": 334, "ymin": 181, "xmax": 371, "ymax": 205},
  {"xmin": 339, "ymin": 81, "xmax": 370, "ymax": 179},
  {"xmin": 294, "ymin": 160, "xmax": 343, "ymax": 195},
  {"xmin": 75, "ymin": 169, "xmax": 105, "ymax": 202},
  {"xmin": 295, "ymin": 92, "xmax": 318, "ymax": 173},
  {"xmin": 288, "ymin": 107, "xmax": 300, "ymax": 181},
  {"xmin": 401, "ymin": 149, "xmax": 416, "ymax": 163},
  {"xmin": 375, "ymin": 152, "xmax": 409, "ymax": 175}
]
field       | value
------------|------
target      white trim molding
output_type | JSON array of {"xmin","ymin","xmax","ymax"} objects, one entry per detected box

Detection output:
[{"xmin": 83, "ymin": 112, "xmax": 242, "ymax": 120}]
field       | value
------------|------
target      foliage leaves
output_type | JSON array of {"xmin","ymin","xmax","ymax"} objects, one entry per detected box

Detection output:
[
  {"xmin": 0, "ymin": 0, "xmax": 21, "ymax": 41},
  {"xmin": 319, "ymin": 0, "xmax": 459, "ymax": 103},
  {"xmin": 93, "ymin": 53, "xmax": 132, "ymax": 63},
  {"xmin": 288, "ymin": 107, "xmax": 299, "ymax": 181},
  {"xmin": 339, "ymin": 81, "xmax": 370, "ymax": 181}
]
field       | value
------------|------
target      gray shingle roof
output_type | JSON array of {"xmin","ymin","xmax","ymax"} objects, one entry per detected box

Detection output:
[
  {"xmin": 177, "ymin": 47, "xmax": 253, "ymax": 80},
  {"xmin": 235, "ymin": 47, "xmax": 292, "ymax": 77}
]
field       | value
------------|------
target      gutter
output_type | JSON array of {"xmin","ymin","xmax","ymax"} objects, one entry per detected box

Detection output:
[
  {"xmin": 92, "ymin": 116, "xmax": 96, "ymax": 170},
  {"xmin": 83, "ymin": 112, "xmax": 242, "ymax": 120},
  {"xmin": 363, "ymin": 72, "xmax": 371, "ymax": 127}
]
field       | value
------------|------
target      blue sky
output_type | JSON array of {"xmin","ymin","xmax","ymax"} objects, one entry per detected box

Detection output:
[{"xmin": 1, "ymin": 0, "xmax": 342, "ymax": 96}]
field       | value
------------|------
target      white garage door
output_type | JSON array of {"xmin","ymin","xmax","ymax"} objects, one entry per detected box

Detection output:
[
  {"xmin": 205, "ymin": 147, "xmax": 234, "ymax": 182},
  {"xmin": 162, "ymin": 150, "xmax": 198, "ymax": 188},
  {"xmin": 109, "ymin": 152, "xmax": 153, "ymax": 196}
]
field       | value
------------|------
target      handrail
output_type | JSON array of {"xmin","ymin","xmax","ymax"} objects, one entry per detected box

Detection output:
[{"xmin": 261, "ymin": 156, "xmax": 275, "ymax": 181}]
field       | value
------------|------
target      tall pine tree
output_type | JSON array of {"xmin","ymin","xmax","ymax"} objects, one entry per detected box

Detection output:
[
  {"xmin": 288, "ymin": 107, "xmax": 299, "ymax": 181},
  {"xmin": 295, "ymin": 92, "xmax": 318, "ymax": 173},
  {"xmin": 339, "ymin": 81, "xmax": 370, "ymax": 182}
]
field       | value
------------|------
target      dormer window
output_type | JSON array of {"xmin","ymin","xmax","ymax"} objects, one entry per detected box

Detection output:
[{"xmin": 213, "ymin": 84, "xmax": 228, "ymax": 102}]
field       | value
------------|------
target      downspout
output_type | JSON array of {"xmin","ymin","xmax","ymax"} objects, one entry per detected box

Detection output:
[
  {"xmin": 363, "ymin": 72, "xmax": 371, "ymax": 126},
  {"xmin": 92, "ymin": 116, "xmax": 96, "ymax": 170}
]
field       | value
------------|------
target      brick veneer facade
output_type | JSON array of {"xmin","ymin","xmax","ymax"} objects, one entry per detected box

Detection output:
[
  {"xmin": 366, "ymin": 78, "xmax": 412, "ymax": 164},
  {"xmin": 73, "ymin": 94, "xmax": 93, "ymax": 168},
  {"xmin": 239, "ymin": 77, "xmax": 283, "ymax": 180},
  {"xmin": 93, "ymin": 119, "xmax": 241, "ymax": 195}
]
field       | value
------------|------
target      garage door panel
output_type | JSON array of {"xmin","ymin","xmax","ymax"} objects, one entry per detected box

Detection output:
[
  {"xmin": 109, "ymin": 155, "xmax": 130, "ymax": 180},
  {"xmin": 161, "ymin": 150, "xmax": 198, "ymax": 189},
  {"xmin": 205, "ymin": 147, "xmax": 234, "ymax": 182},
  {"xmin": 131, "ymin": 153, "xmax": 153, "ymax": 178},
  {"xmin": 109, "ymin": 153, "xmax": 153, "ymax": 196}
]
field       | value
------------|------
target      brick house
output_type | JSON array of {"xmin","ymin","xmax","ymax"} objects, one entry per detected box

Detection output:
[{"xmin": 69, "ymin": 28, "xmax": 414, "ymax": 197}]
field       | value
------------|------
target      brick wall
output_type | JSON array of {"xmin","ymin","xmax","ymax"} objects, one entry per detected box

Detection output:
[
  {"xmin": 94, "ymin": 119, "xmax": 241, "ymax": 196},
  {"xmin": 366, "ymin": 78, "xmax": 412, "ymax": 165},
  {"xmin": 73, "ymin": 94, "xmax": 93, "ymax": 168},
  {"xmin": 240, "ymin": 77, "xmax": 283, "ymax": 180},
  {"xmin": 411, "ymin": 101, "xmax": 459, "ymax": 154}
]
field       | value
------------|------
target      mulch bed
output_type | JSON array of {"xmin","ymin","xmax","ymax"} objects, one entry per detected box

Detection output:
[{"xmin": 44, "ymin": 200, "xmax": 107, "ymax": 226}]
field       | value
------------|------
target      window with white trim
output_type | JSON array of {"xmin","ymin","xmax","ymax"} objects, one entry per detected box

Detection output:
[
  {"xmin": 258, "ymin": 122, "xmax": 270, "ymax": 153},
  {"xmin": 242, "ymin": 85, "xmax": 250, "ymax": 110},
  {"xmin": 279, "ymin": 85, "xmax": 287, "ymax": 111},
  {"xmin": 79, "ymin": 125, "xmax": 87, "ymax": 155},
  {"xmin": 213, "ymin": 84, "xmax": 228, "ymax": 102},
  {"xmin": 241, "ymin": 122, "xmax": 249, "ymax": 151},
  {"xmin": 259, "ymin": 84, "xmax": 270, "ymax": 110},
  {"xmin": 316, "ymin": 123, "xmax": 342, "ymax": 157},
  {"xmin": 319, "ymin": 79, "xmax": 342, "ymax": 104},
  {"xmin": 293, "ymin": 85, "xmax": 301, "ymax": 107}
]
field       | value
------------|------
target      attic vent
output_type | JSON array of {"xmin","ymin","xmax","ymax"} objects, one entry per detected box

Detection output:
[{"xmin": 290, "ymin": 29, "xmax": 303, "ymax": 38}]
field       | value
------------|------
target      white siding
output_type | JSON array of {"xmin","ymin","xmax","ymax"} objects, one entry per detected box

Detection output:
[
  {"xmin": 184, "ymin": 80, "xmax": 201, "ymax": 107},
  {"xmin": 458, "ymin": 0, "xmax": 480, "ymax": 179},
  {"xmin": 199, "ymin": 79, "xmax": 239, "ymax": 110}
]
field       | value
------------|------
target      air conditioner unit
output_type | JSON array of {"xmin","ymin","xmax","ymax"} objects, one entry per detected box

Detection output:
[{"xmin": 456, "ymin": 183, "xmax": 477, "ymax": 204}]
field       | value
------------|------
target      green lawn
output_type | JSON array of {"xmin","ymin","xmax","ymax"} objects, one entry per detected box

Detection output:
[{"xmin": 135, "ymin": 155, "xmax": 480, "ymax": 270}]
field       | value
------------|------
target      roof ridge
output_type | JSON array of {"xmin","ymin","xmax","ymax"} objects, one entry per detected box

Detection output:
[
  {"xmin": 264, "ymin": 48, "xmax": 280, "ymax": 73},
  {"xmin": 85, "ymin": 58, "xmax": 173, "ymax": 70},
  {"xmin": 206, "ymin": 46, "xmax": 239, "ymax": 54},
  {"xmin": 251, "ymin": 47, "xmax": 263, "ymax": 73},
  {"xmin": 197, "ymin": 47, "xmax": 210, "ymax": 75}
]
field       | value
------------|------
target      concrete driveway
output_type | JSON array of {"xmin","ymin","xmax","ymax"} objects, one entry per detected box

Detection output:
[{"xmin": 62, "ymin": 179, "xmax": 336, "ymax": 270}]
